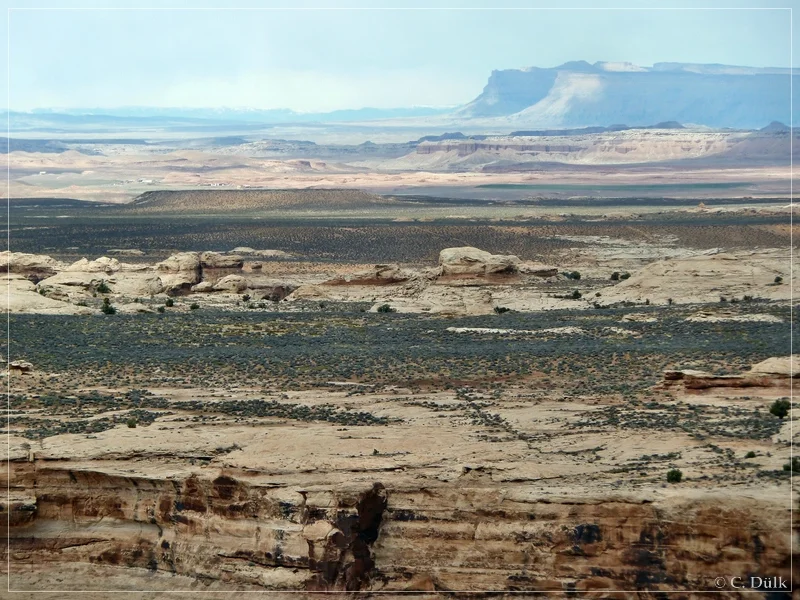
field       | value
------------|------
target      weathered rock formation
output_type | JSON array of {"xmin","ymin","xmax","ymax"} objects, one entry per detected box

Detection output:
[
  {"xmin": 1, "ymin": 464, "xmax": 792, "ymax": 594},
  {"xmin": 439, "ymin": 246, "xmax": 521, "ymax": 278},
  {"xmin": 662, "ymin": 356, "xmax": 798, "ymax": 390},
  {"xmin": 155, "ymin": 252, "xmax": 202, "ymax": 294},
  {"xmin": 597, "ymin": 250, "xmax": 792, "ymax": 306},
  {"xmin": 323, "ymin": 264, "xmax": 415, "ymax": 286},
  {"xmin": 0, "ymin": 252, "xmax": 64, "ymax": 282}
]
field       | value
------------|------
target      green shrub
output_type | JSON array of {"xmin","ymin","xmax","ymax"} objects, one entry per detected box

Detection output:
[
  {"xmin": 127, "ymin": 418, "xmax": 137, "ymax": 428},
  {"xmin": 96, "ymin": 280, "xmax": 111, "ymax": 294},
  {"xmin": 157, "ymin": 306, "xmax": 165, "ymax": 313},
  {"xmin": 571, "ymin": 290, "xmax": 582, "ymax": 300},
  {"xmin": 494, "ymin": 306, "xmax": 511, "ymax": 314},
  {"xmin": 165, "ymin": 298, "xmax": 174, "ymax": 307},
  {"xmin": 666, "ymin": 468, "xmax": 682, "ymax": 483},
  {"xmin": 783, "ymin": 457, "xmax": 799, "ymax": 472},
  {"xmin": 190, "ymin": 303, "xmax": 200, "ymax": 310},
  {"xmin": 242, "ymin": 294, "xmax": 251, "ymax": 302},
  {"xmin": 745, "ymin": 451, "xmax": 756, "ymax": 459},
  {"xmin": 769, "ymin": 398, "xmax": 791, "ymax": 419},
  {"xmin": 620, "ymin": 273, "xmax": 631, "ymax": 280},
  {"xmin": 100, "ymin": 298, "xmax": 116, "ymax": 315},
  {"xmin": 610, "ymin": 272, "xmax": 620, "ymax": 281},
  {"xmin": 377, "ymin": 304, "xmax": 396, "ymax": 313},
  {"xmin": 774, "ymin": 276, "xmax": 783, "ymax": 284}
]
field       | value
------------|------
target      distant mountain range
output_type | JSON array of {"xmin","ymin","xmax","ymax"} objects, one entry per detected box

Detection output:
[
  {"xmin": 11, "ymin": 106, "xmax": 452, "ymax": 132},
  {"xmin": 9, "ymin": 61, "xmax": 798, "ymax": 134},
  {"xmin": 457, "ymin": 61, "xmax": 797, "ymax": 129}
]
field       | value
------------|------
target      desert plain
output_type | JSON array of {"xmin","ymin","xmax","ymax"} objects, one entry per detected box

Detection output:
[{"xmin": 1, "ymin": 122, "xmax": 797, "ymax": 598}]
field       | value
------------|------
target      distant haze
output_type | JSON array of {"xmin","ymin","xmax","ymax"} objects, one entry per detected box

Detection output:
[{"xmin": 3, "ymin": 1, "xmax": 795, "ymax": 113}]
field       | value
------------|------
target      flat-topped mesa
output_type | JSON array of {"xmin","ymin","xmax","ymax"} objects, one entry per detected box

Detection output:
[{"xmin": 662, "ymin": 356, "xmax": 798, "ymax": 389}]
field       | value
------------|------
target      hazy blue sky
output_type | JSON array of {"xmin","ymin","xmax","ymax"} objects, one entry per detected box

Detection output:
[{"xmin": 2, "ymin": 0, "xmax": 796, "ymax": 112}]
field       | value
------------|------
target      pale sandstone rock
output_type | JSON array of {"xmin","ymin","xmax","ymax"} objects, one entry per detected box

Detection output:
[
  {"xmin": 191, "ymin": 281, "xmax": 214, "ymax": 293},
  {"xmin": 6, "ymin": 275, "xmax": 95, "ymax": 315},
  {"xmin": 0, "ymin": 252, "xmax": 64, "ymax": 281},
  {"xmin": 750, "ymin": 356, "xmax": 800, "ymax": 378},
  {"xmin": 212, "ymin": 274, "xmax": 248, "ymax": 293},
  {"xmin": 114, "ymin": 302, "xmax": 155, "ymax": 314},
  {"xmin": 155, "ymin": 252, "xmax": 202, "ymax": 293},
  {"xmin": 597, "ymin": 251, "xmax": 792, "ymax": 305},
  {"xmin": 200, "ymin": 251, "xmax": 243, "ymax": 269},
  {"xmin": 439, "ymin": 246, "xmax": 521, "ymax": 276},
  {"xmin": 518, "ymin": 262, "xmax": 559, "ymax": 277},
  {"xmin": 66, "ymin": 256, "xmax": 121, "ymax": 273},
  {"xmin": 324, "ymin": 264, "xmax": 413, "ymax": 285}
]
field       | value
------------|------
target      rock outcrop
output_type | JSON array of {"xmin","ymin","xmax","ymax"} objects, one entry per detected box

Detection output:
[
  {"xmin": 200, "ymin": 252, "xmax": 244, "ymax": 270},
  {"xmin": 750, "ymin": 356, "xmax": 799, "ymax": 378},
  {"xmin": 155, "ymin": 252, "xmax": 202, "ymax": 294},
  {"xmin": 2, "ymin": 464, "xmax": 791, "ymax": 593},
  {"xmin": 324, "ymin": 264, "xmax": 414, "ymax": 286},
  {"xmin": 438, "ymin": 247, "xmax": 521, "ymax": 277},
  {"xmin": 663, "ymin": 356, "xmax": 796, "ymax": 390},
  {"xmin": 0, "ymin": 252, "xmax": 64, "ymax": 282},
  {"xmin": 66, "ymin": 256, "xmax": 121, "ymax": 274},
  {"xmin": 597, "ymin": 251, "xmax": 791, "ymax": 306}
]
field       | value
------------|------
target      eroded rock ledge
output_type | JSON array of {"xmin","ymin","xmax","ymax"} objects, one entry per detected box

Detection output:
[{"xmin": 1, "ymin": 463, "xmax": 792, "ymax": 594}]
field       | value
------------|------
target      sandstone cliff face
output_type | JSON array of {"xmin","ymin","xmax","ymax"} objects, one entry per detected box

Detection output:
[{"xmin": 2, "ymin": 463, "xmax": 793, "ymax": 594}]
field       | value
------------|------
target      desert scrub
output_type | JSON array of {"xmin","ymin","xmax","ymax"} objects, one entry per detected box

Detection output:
[
  {"xmin": 5, "ymin": 306, "xmax": 792, "ymax": 392},
  {"xmin": 769, "ymin": 398, "xmax": 790, "ymax": 419},
  {"xmin": 100, "ymin": 298, "xmax": 116, "ymax": 315},
  {"xmin": 666, "ymin": 468, "xmax": 683, "ymax": 483},
  {"xmin": 171, "ymin": 398, "xmax": 390, "ymax": 426}
]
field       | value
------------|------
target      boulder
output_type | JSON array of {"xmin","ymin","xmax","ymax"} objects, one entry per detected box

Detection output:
[
  {"xmin": 324, "ymin": 264, "xmax": 413, "ymax": 286},
  {"xmin": 0, "ymin": 252, "xmax": 63, "ymax": 282},
  {"xmin": 750, "ymin": 356, "xmax": 800, "ymax": 378},
  {"xmin": 155, "ymin": 253, "xmax": 201, "ymax": 293},
  {"xmin": 285, "ymin": 285, "xmax": 330, "ymax": 301},
  {"xmin": 115, "ymin": 302, "xmax": 155, "ymax": 314},
  {"xmin": 191, "ymin": 281, "xmax": 214, "ymax": 293},
  {"xmin": 66, "ymin": 257, "xmax": 121, "ymax": 273},
  {"xmin": 439, "ymin": 247, "xmax": 520, "ymax": 277},
  {"xmin": 200, "ymin": 252, "xmax": 244, "ymax": 269},
  {"xmin": 9, "ymin": 361, "xmax": 33, "ymax": 373},
  {"xmin": 212, "ymin": 275, "xmax": 248, "ymax": 293},
  {"xmin": 156, "ymin": 252, "xmax": 201, "ymax": 275},
  {"xmin": 519, "ymin": 262, "xmax": 559, "ymax": 278}
]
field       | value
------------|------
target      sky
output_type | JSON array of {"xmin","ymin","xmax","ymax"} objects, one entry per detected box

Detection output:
[{"xmin": 1, "ymin": 0, "xmax": 797, "ymax": 112}]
